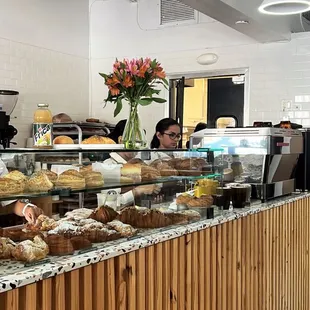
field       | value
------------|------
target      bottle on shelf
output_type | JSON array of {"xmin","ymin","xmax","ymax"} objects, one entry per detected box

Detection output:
[{"xmin": 33, "ymin": 103, "xmax": 53, "ymax": 148}]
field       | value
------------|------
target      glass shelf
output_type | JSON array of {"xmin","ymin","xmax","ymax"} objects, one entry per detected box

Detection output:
[{"xmin": 0, "ymin": 175, "xmax": 215, "ymax": 202}]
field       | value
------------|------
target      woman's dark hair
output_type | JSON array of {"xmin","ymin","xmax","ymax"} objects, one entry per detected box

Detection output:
[
  {"xmin": 150, "ymin": 118, "xmax": 180, "ymax": 149},
  {"xmin": 194, "ymin": 122, "xmax": 207, "ymax": 133},
  {"xmin": 107, "ymin": 119, "xmax": 127, "ymax": 143}
]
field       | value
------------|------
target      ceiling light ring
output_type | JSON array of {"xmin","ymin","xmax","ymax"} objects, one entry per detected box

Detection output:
[{"xmin": 258, "ymin": 0, "xmax": 310, "ymax": 15}]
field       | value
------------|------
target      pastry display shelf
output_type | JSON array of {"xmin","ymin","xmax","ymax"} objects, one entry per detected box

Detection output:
[{"xmin": 0, "ymin": 175, "xmax": 211, "ymax": 202}]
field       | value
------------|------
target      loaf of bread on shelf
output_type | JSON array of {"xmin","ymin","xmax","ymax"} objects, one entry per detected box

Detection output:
[
  {"xmin": 41, "ymin": 169, "xmax": 58, "ymax": 183},
  {"xmin": 45, "ymin": 235, "xmax": 75, "ymax": 255},
  {"xmin": 0, "ymin": 237, "xmax": 16, "ymax": 259},
  {"xmin": 79, "ymin": 165, "xmax": 93, "ymax": 176},
  {"xmin": 150, "ymin": 159, "xmax": 178, "ymax": 177},
  {"xmin": 89, "ymin": 206, "xmax": 118, "ymax": 224},
  {"xmin": 55, "ymin": 169, "xmax": 85, "ymax": 190},
  {"xmin": 11, "ymin": 236, "xmax": 49, "ymax": 262},
  {"xmin": 52, "ymin": 113, "xmax": 72, "ymax": 123},
  {"xmin": 0, "ymin": 178, "xmax": 24, "ymax": 196},
  {"xmin": 84, "ymin": 171, "xmax": 104, "ymax": 188},
  {"xmin": 53, "ymin": 135, "xmax": 74, "ymax": 144},
  {"xmin": 121, "ymin": 163, "xmax": 141, "ymax": 183},
  {"xmin": 107, "ymin": 220, "xmax": 137, "ymax": 237},
  {"xmin": 176, "ymin": 194, "xmax": 192, "ymax": 205},
  {"xmin": 116, "ymin": 207, "xmax": 172, "ymax": 229},
  {"xmin": 3, "ymin": 170, "xmax": 28, "ymax": 191},
  {"xmin": 81, "ymin": 135, "xmax": 116, "ymax": 144},
  {"xmin": 141, "ymin": 165, "xmax": 161, "ymax": 181},
  {"xmin": 26, "ymin": 171, "xmax": 54, "ymax": 192}
]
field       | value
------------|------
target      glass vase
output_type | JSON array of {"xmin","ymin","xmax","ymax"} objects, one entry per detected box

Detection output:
[{"xmin": 122, "ymin": 103, "xmax": 147, "ymax": 149}]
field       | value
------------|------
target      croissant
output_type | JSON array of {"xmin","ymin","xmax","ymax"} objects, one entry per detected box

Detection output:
[
  {"xmin": 89, "ymin": 206, "xmax": 118, "ymax": 224},
  {"xmin": 107, "ymin": 220, "xmax": 137, "ymax": 237},
  {"xmin": 11, "ymin": 236, "xmax": 49, "ymax": 262},
  {"xmin": 0, "ymin": 237, "xmax": 16, "ymax": 259}
]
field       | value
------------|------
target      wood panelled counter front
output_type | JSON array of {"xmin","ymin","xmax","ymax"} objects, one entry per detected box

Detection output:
[{"xmin": 0, "ymin": 197, "xmax": 309, "ymax": 310}]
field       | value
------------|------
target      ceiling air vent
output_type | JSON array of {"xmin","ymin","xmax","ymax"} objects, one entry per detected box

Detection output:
[{"xmin": 160, "ymin": 0, "xmax": 196, "ymax": 25}]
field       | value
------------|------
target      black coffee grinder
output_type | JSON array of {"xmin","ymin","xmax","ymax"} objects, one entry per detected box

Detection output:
[{"xmin": 0, "ymin": 90, "xmax": 19, "ymax": 148}]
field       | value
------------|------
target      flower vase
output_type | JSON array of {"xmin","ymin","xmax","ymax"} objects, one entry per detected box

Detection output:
[{"xmin": 122, "ymin": 104, "xmax": 147, "ymax": 149}]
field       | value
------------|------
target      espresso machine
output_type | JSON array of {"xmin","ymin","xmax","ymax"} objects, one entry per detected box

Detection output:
[
  {"xmin": 0, "ymin": 90, "xmax": 19, "ymax": 148},
  {"xmin": 190, "ymin": 128, "xmax": 303, "ymax": 201}
]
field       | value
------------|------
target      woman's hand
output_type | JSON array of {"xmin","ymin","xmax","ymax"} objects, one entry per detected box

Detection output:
[{"xmin": 23, "ymin": 206, "xmax": 43, "ymax": 224}]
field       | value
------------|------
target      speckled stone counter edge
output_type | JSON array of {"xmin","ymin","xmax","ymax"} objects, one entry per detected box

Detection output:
[{"xmin": 0, "ymin": 193, "xmax": 308, "ymax": 293}]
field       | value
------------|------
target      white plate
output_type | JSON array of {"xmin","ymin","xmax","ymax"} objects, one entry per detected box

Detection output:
[
  {"xmin": 79, "ymin": 144, "xmax": 124, "ymax": 150},
  {"xmin": 53, "ymin": 144, "xmax": 81, "ymax": 150}
]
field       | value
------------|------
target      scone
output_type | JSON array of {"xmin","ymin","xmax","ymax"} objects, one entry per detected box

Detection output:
[
  {"xmin": 81, "ymin": 135, "xmax": 116, "ymax": 144},
  {"xmin": 3, "ymin": 170, "xmax": 27, "ymax": 191},
  {"xmin": 55, "ymin": 169, "xmax": 85, "ymax": 190},
  {"xmin": 84, "ymin": 171, "xmax": 104, "ymax": 188},
  {"xmin": 27, "ymin": 171, "xmax": 54, "ymax": 192},
  {"xmin": 0, "ymin": 178, "xmax": 24, "ymax": 196},
  {"xmin": 41, "ymin": 169, "xmax": 58, "ymax": 183}
]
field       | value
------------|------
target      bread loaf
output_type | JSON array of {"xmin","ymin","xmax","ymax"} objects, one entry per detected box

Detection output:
[
  {"xmin": 121, "ymin": 163, "xmax": 141, "ymax": 183},
  {"xmin": 0, "ymin": 178, "xmax": 24, "ymax": 196},
  {"xmin": 55, "ymin": 169, "xmax": 85, "ymax": 190},
  {"xmin": 53, "ymin": 135, "xmax": 74, "ymax": 144},
  {"xmin": 41, "ymin": 169, "xmax": 58, "ymax": 183},
  {"xmin": 27, "ymin": 171, "xmax": 54, "ymax": 192},
  {"xmin": 81, "ymin": 135, "xmax": 116, "ymax": 144},
  {"xmin": 84, "ymin": 171, "xmax": 104, "ymax": 188}
]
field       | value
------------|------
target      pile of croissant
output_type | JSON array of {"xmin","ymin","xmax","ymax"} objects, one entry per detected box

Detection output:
[{"xmin": 0, "ymin": 205, "xmax": 201, "ymax": 262}]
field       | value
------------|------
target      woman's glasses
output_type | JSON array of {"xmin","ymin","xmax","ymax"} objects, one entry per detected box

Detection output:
[{"xmin": 163, "ymin": 132, "xmax": 182, "ymax": 140}]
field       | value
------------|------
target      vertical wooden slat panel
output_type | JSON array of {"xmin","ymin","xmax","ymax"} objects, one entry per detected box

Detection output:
[
  {"xmin": 205, "ymin": 227, "xmax": 211, "ymax": 310},
  {"xmin": 80, "ymin": 266, "xmax": 93, "ymax": 310},
  {"xmin": 53, "ymin": 273, "xmax": 65, "ymax": 310},
  {"xmin": 154, "ymin": 243, "xmax": 163, "ymax": 310},
  {"xmin": 216, "ymin": 225, "xmax": 222, "ymax": 310},
  {"xmin": 115, "ymin": 255, "xmax": 127, "ymax": 310},
  {"xmin": 4, "ymin": 288, "xmax": 19, "ymax": 310},
  {"xmin": 20, "ymin": 283, "xmax": 37, "ymax": 310},
  {"xmin": 236, "ymin": 218, "xmax": 242, "ymax": 310},
  {"xmin": 230, "ymin": 220, "xmax": 236, "ymax": 310},
  {"xmin": 191, "ymin": 232, "xmax": 198, "ymax": 310},
  {"xmin": 136, "ymin": 248, "xmax": 146, "ymax": 310},
  {"xmin": 66, "ymin": 270, "xmax": 79, "ymax": 310},
  {"xmin": 127, "ymin": 251, "xmax": 136, "ymax": 310},
  {"xmin": 171, "ymin": 238, "xmax": 179, "ymax": 310},
  {"xmin": 162, "ymin": 241, "xmax": 171, "ymax": 310},
  {"xmin": 210, "ymin": 226, "xmax": 217, "ymax": 310},
  {"xmin": 186, "ymin": 234, "xmax": 192, "ymax": 310},
  {"xmin": 222, "ymin": 222, "xmax": 227, "ymax": 310},
  {"xmin": 198, "ymin": 230, "xmax": 205, "ymax": 310},
  {"xmin": 146, "ymin": 246, "xmax": 155, "ymax": 310},
  {"xmin": 178, "ymin": 236, "xmax": 186, "ymax": 310},
  {"xmin": 107, "ymin": 259, "xmax": 116, "ymax": 310},
  {"xmin": 92, "ymin": 262, "xmax": 106, "ymax": 310}
]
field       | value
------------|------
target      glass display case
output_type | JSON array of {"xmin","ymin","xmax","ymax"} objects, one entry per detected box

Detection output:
[
  {"xmin": 190, "ymin": 127, "xmax": 303, "ymax": 201},
  {"xmin": 0, "ymin": 147, "xmax": 223, "ymax": 272}
]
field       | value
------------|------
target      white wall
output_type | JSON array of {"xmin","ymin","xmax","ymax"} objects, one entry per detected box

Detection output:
[{"xmin": 0, "ymin": 0, "xmax": 89, "ymax": 147}]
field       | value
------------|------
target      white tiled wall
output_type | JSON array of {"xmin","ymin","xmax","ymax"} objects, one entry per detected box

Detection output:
[
  {"xmin": 0, "ymin": 38, "xmax": 89, "ymax": 147},
  {"xmin": 90, "ymin": 0, "xmax": 310, "ymax": 134}
]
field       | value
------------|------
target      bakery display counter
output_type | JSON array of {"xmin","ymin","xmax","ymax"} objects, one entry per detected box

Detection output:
[{"xmin": 1, "ymin": 194, "xmax": 310, "ymax": 310}]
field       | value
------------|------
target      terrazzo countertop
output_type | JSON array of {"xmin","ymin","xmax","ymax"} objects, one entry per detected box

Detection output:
[{"xmin": 0, "ymin": 193, "xmax": 308, "ymax": 293}]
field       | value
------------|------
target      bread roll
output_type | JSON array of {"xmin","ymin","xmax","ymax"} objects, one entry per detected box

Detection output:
[
  {"xmin": 41, "ymin": 169, "xmax": 58, "ymax": 183},
  {"xmin": 0, "ymin": 178, "xmax": 24, "ymax": 196},
  {"xmin": 55, "ymin": 169, "xmax": 85, "ymax": 190},
  {"xmin": 84, "ymin": 171, "xmax": 104, "ymax": 188},
  {"xmin": 81, "ymin": 135, "xmax": 116, "ymax": 144},
  {"xmin": 52, "ymin": 113, "xmax": 72, "ymax": 123},
  {"xmin": 121, "ymin": 163, "xmax": 141, "ymax": 183},
  {"xmin": 3, "ymin": 170, "xmax": 27, "ymax": 191},
  {"xmin": 53, "ymin": 135, "xmax": 74, "ymax": 144},
  {"xmin": 27, "ymin": 171, "xmax": 54, "ymax": 192}
]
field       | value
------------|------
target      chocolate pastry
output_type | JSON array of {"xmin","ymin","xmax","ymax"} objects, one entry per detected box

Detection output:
[
  {"xmin": 45, "ymin": 235, "xmax": 74, "ymax": 256},
  {"xmin": 89, "ymin": 206, "xmax": 118, "ymax": 224},
  {"xmin": 70, "ymin": 237, "xmax": 92, "ymax": 251}
]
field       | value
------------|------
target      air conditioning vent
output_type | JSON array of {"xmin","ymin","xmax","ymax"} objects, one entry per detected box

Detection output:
[{"xmin": 160, "ymin": 0, "xmax": 195, "ymax": 25}]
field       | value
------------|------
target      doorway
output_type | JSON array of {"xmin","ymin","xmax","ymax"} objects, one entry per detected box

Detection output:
[{"xmin": 169, "ymin": 71, "xmax": 247, "ymax": 147}]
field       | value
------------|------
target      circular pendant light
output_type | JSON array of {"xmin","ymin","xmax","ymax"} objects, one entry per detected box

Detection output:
[{"xmin": 258, "ymin": 0, "xmax": 310, "ymax": 15}]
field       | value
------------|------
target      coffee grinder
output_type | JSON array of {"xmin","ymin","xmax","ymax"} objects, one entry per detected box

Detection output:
[{"xmin": 0, "ymin": 90, "xmax": 18, "ymax": 148}]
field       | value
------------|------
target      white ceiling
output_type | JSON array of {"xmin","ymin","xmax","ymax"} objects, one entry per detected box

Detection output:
[{"xmin": 178, "ymin": 0, "xmax": 309, "ymax": 42}]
